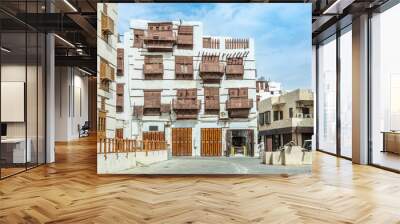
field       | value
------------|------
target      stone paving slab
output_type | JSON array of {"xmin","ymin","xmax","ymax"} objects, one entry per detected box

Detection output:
[{"xmin": 118, "ymin": 157, "xmax": 311, "ymax": 175}]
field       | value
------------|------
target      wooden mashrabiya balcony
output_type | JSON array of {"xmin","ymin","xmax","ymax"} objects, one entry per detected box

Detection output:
[
  {"xmin": 225, "ymin": 98, "xmax": 253, "ymax": 118},
  {"xmin": 101, "ymin": 13, "xmax": 114, "ymax": 35},
  {"xmin": 172, "ymin": 98, "xmax": 201, "ymax": 110},
  {"xmin": 199, "ymin": 63, "xmax": 225, "ymax": 82},
  {"xmin": 143, "ymin": 29, "xmax": 175, "ymax": 51},
  {"xmin": 172, "ymin": 98, "xmax": 201, "ymax": 120},
  {"xmin": 225, "ymin": 98, "xmax": 252, "ymax": 110}
]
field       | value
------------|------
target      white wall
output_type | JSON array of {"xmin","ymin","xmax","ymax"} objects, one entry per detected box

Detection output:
[
  {"xmin": 54, "ymin": 67, "xmax": 89, "ymax": 141},
  {"xmin": 1, "ymin": 63, "xmax": 47, "ymax": 163}
]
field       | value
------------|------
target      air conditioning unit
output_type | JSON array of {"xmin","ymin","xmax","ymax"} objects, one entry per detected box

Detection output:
[
  {"xmin": 304, "ymin": 114, "xmax": 312, "ymax": 118},
  {"xmin": 296, "ymin": 113, "xmax": 303, "ymax": 118},
  {"xmin": 219, "ymin": 111, "xmax": 229, "ymax": 119}
]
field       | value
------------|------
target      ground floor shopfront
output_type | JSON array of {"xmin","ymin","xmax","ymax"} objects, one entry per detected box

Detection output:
[
  {"xmin": 133, "ymin": 119, "xmax": 259, "ymax": 158},
  {"xmin": 259, "ymin": 127, "xmax": 313, "ymax": 151}
]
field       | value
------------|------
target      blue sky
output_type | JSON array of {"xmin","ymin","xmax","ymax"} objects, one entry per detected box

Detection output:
[{"xmin": 117, "ymin": 3, "xmax": 312, "ymax": 90}]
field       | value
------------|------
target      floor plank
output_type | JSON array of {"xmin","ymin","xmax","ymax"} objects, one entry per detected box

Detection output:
[{"xmin": 0, "ymin": 135, "xmax": 400, "ymax": 223}]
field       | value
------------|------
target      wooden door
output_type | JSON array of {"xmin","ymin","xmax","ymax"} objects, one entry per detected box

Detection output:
[
  {"xmin": 201, "ymin": 128, "xmax": 222, "ymax": 156},
  {"xmin": 266, "ymin": 137, "xmax": 273, "ymax": 152},
  {"xmin": 172, "ymin": 128, "xmax": 192, "ymax": 156},
  {"xmin": 143, "ymin": 131, "xmax": 165, "ymax": 150}
]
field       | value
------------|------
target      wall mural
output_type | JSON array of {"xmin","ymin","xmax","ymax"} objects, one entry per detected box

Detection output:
[{"xmin": 96, "ymin": 3, "xmax": 313, "ymax": 174}]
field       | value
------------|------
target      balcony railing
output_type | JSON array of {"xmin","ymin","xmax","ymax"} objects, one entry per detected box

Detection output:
[
  {"xmin": 143, "ymin": 63, "xmax": 163, "ymax": 75},
  {"xmin": 98, "ymin": 138, "xmax": 167, "ymax": 158},
  {"xmin": 225, "ymin": 98, "xmax": 253, "ymax": 110},
  {"xmin": 172, "ymin": 99, "xmax": 201, "ymax": 110},
  {"xmin": 101, "ymin": 13, "xmax": 114, "ymax": 35},
  {"xmin": 260, "ymin": 118, "xmax": 314, "ymax": 131}
]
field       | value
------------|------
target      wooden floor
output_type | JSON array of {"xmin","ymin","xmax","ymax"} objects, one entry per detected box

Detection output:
[
  {"xmin": 372, "ymin": 151, "xmax": 400, "ymax": 171},
  {"xmin": 0, "ymin": 167, "xmax": 26, "ymax": 178},
  {"xmin": 1, "ymin": 136, "xmax": 400, "ymax": 223}
]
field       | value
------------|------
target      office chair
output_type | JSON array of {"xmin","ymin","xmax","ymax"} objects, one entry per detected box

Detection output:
[{"xmin": 79, "ymin": 121, "xmax": 90, "ymax": 138}]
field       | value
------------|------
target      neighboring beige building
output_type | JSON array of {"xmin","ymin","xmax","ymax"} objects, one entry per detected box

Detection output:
[{"xmin": 258, "ymin": 89, "xmax": 314, "ymax": 151}]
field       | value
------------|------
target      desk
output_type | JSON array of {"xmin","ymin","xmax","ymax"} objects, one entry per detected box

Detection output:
[
  {"xmin": 382, "ymin": 132, "xmax": 400, "ymax": 154},
  {"xmin": 1, "ymin": 138, "xmax": 31, "ymax": 163}
]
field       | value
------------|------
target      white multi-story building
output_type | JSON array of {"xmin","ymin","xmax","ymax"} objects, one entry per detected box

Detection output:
[{"xmin": 117, "ymin": 20, "xmax": 259, "ymax": 157}]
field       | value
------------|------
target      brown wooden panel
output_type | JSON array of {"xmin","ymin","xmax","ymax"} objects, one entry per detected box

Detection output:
[
  {"xmin": 143, "ymin": 90, "xmax": 161, "ymax": 109},
  {"xmin": 178, "ymin": 26, "xmax": 193, "ymax": 34},
  {"xmin": 172, "ymin": 128, "xmax": 192, "ymax": 156},
  {"xmin": 227, "ymin": 57, "xmax": 243, "ymax": 65},
  {"xmin": 116, "ymin": 83, "xmax": 124, "ymax": 95},
  {"xmin": 116, "ymin": 128, "xmax": 123, "ymax": 139},
  {"xmin": 201, "ymin": 128, "xmax": 222, "ymax": 157},
  {"xmin": 144, "ymin": 55, "xmax": 163, "ymax": 64},
  {"xmin": 133, "ymin": 29, "xmax": 144, "ymax": 48},
  {"xmin": 176, "ymin": 89, "xmax": 186, "ymax": 98},
  {"xmin": 205, "ymin": 87, "xmax": 219, "ymax": 96},
  {"xmin": 175, "ymin": 56, "xmax": 193, "ymax": 64},
  {"xmin": 143, "ymin": 131, "xmax": 165, "ymax": 151},
  {"xmin": 117, "ymin": 48, "xmax": 124, "ymax": 76},
  {"xmin": 229, "ymin": 88, "xmax": 239, "ymax": 97},
  {"xmin": 239, "ymin": 88, "xmax": 248, "ymax": 97}
]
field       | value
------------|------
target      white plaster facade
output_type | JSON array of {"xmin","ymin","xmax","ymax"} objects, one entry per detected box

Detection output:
[
  {"xmin": 115, "ymin": 41, "xmax": 132, "ymax": 138},
  {"xmin": 97, "ymin": 3, "xmax": 118, "ymax": 138},
  {"xmin": 258, "ymin": 89, "xmax": 314, "ymax": 151},
  {"xmin": 118, "ymin": 20, "xmax": 259, "ymax": 157}
]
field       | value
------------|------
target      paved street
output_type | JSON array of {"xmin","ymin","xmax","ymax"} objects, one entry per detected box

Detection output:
[{"xmin": 119, "ymin": 157, "xmax": 311, "ymax": 175}]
